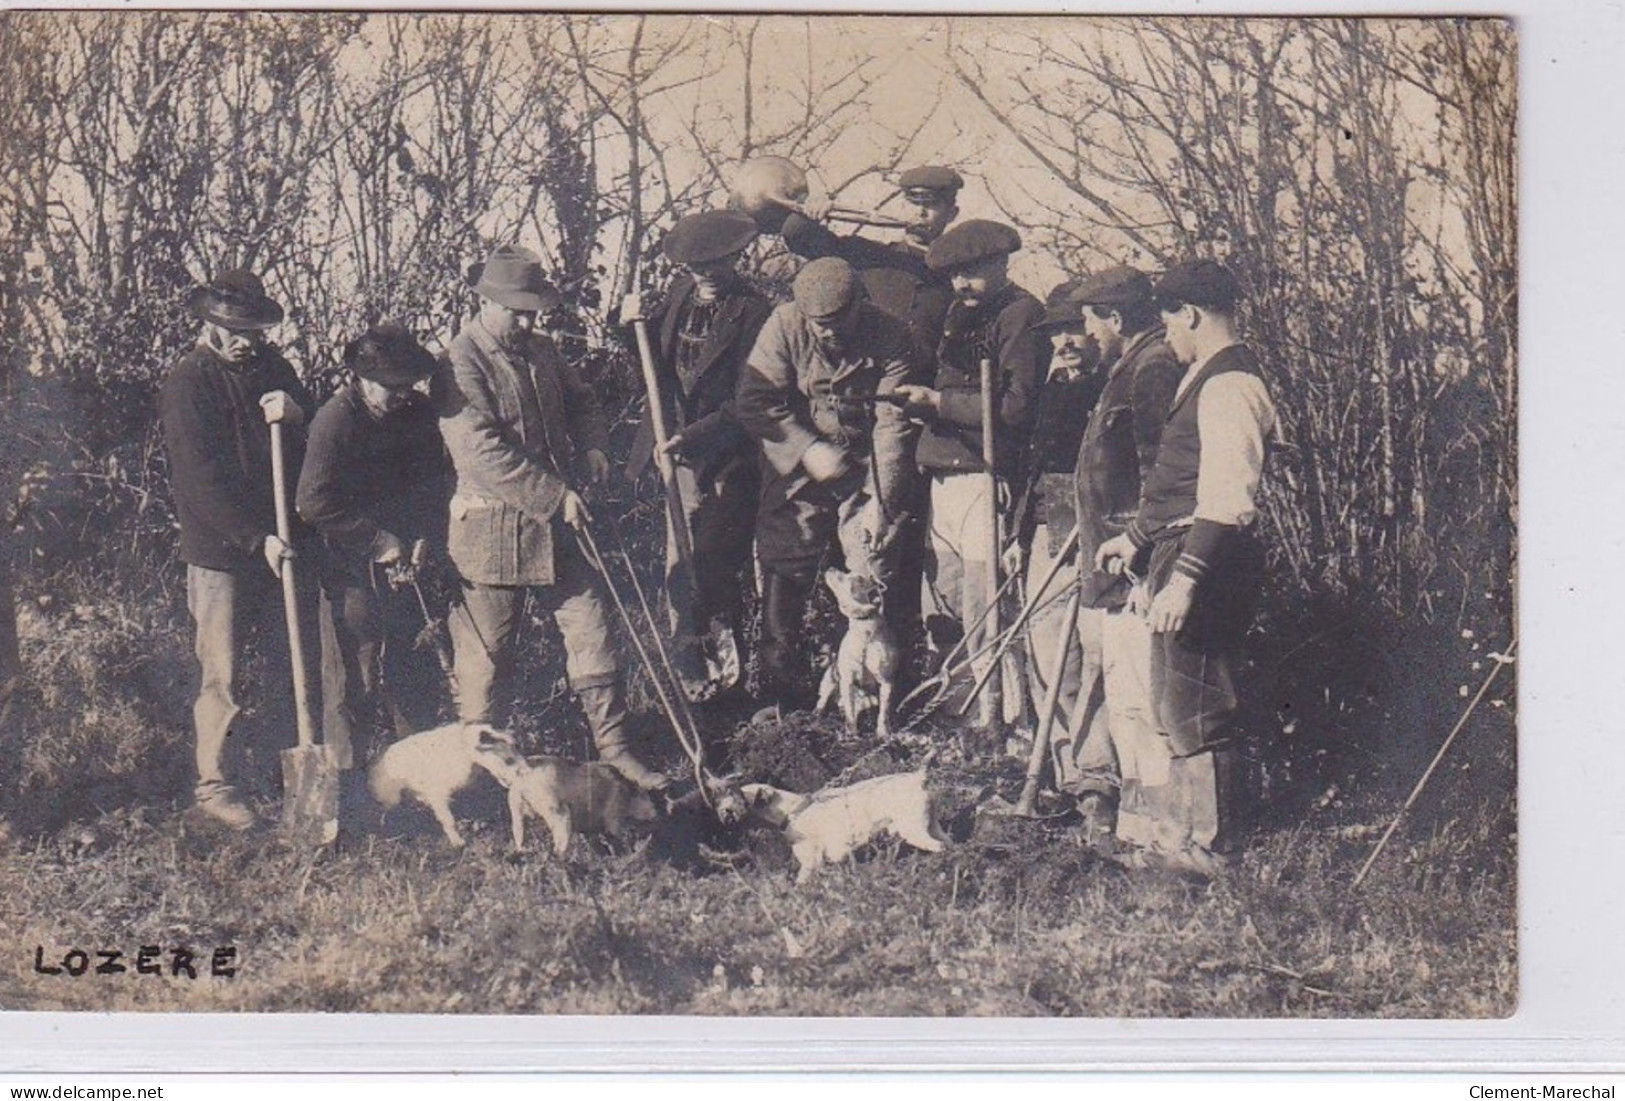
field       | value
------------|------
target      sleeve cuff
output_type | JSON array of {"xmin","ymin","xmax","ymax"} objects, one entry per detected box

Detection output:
[
  {"xmin": 1176, "ymin": 518, "xmax": 1233, "ymax": 583},
  {"xmin": 1127, "ymin": 519, "xmax": 1153, "ymax": 551}
]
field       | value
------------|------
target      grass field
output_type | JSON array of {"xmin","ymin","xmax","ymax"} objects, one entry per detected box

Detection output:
[{"xmin": 0, "ymin": 584, "xmax": 1516, "ymax": 1018}]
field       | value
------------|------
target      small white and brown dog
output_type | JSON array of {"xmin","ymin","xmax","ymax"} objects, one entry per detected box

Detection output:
[
  {"xmin": 816, "ymin": 567, "xmax": 900, "ymax": 738},
  {"xmin": 741, "ymin": 755, "xmax": 946, "ymax": 883},
  {"xmin": 473, "ymin": 738, "xmax": 660, "ymax": 855},
  {"xmin": 368, "ymin": 722, "xmax": 518, "ymax": 847}
]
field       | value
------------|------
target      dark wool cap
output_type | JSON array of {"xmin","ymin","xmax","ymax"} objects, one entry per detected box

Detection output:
[
  {"xmin": 345, "ymin": 320, "xmax": 438, "ymax": 387},
  {"xmin": 793, "ymin": 257, "xmax": 861, "ymax": 320},
  {"xmin": 925, "ymin": 219, "xmax": 1021, "ymax": 273},
  {"xmin": 1153, "ymin": 259, "xmax": 1242, "ymax": 312},
  {"xmin": 1039, "ymin": 278, "xmax": 1085, "ymax": 330},
  {"xmin": 663, "ymin": 210, "xmax": 759, "ymax": 265},
  {"xmin": 1070, "ymin": 265, "xmax": 1155, "ymax": 311},
  {"xmin": 898, "ymin": 165, "xmax": 965, "ymax": 198}
]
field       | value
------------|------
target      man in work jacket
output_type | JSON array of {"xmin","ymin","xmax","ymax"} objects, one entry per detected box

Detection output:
[
  {"xmin": 1095, "ymin": 259, "xmax": 1276, "ymax": 877},
  {"xmin": 438, "ymin": 244, "xmax": 664, "ymax": 790}
]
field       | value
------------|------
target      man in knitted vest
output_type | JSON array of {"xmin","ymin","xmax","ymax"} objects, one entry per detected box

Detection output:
[{"xmin": 1095, "ymin": 259, "xmax": 1276, "ymax": 877}]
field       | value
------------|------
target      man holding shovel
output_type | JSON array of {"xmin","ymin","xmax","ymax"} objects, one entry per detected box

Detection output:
[
  {"xmin": 296, "ymin": 321, "xmax": 452, "ymax": 768},
  {"xmin": 160, "ymin": 269, "xmax": 318, "ymax": 830},
  {"xmin": 623, "ymin": 210, "xmax": 772, "ymax": 703},
  {"xmin": 438, "ymin": 244, "xmax": 665, "ymax": 790}
]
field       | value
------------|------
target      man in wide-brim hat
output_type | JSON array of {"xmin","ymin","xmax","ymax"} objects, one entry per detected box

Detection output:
[
  {"xmin": 296, "ymin": 321, "xmax": 452, "ymax": 766},
  {"xmin": 623, "ymin": 209, "xmax": 773, "ymax": 702},
  {"xmin": 437, "ymin": 244, "xmax": 666, "ymax": 789},
  {"xmin": 159, "ymin": 267, "xmax": 318, "ymax": 831}
]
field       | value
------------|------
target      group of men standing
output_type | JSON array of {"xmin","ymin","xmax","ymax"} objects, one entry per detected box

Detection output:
[{"xmin": 158, "ymin": 162, "xmax": 1274, "ymax": 877}]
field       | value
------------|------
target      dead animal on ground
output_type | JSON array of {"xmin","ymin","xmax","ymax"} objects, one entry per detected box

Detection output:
[
  {"xmin": 474, "ymin": 738, "xmax": 659, "ymax": 855},
  {"xmin": 741, "ymin": 754, "xmax": 946, "ymax": 883},
  {"xmin": 815, "ymin": 567, "xmax": 899, "ymax": 737},
  {"xmin": 367, "ymin": 722, "xmax": 518, "ymax": 847}
]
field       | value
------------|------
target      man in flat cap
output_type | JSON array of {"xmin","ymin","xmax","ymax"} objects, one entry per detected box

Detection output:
[
  {"xmin": 625, "ymin": 210, "xmax": 773, "ymax": 701},
  {"xmin": 1064, "ymin": 265, "xmax": 1183, "ymax": 850},
  {"xmin": 160, "ymin": 268, "xmax": 318, "ymax": 829},
  {"xmin": 764, "ymin": 166, "xmax": 966, "ymax": 657},
  {"xmin": 297, "ymin": 321, "xmax": 452, "ymax": 767},
  {"xmin": 892, "ymin": 219, "xmax": 1050, "ymax": 724},
  {"xmin": 1095, "ymin": 259, "xmax": 1276, "ymax": 876},
  {"xmin": 438, "ymin": 244, "xmax": 665, "ymax": 789},
  {"xmin": 735, "ymin": 256, "xmax": 914, "ymax": 718}
]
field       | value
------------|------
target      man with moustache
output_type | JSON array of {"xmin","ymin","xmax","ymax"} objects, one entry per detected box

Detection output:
[
  {"xmin": 624, "ymin": 210, "xmax": 773, "ymax": 700},
  {"xmin": 734, "ymin": 257, "xmax": 914, "ymax": 719},
  {"xmin": 1095, "ymin": 260, "xmax": 1276, "ymax": 876},
  {"xmin": 438, "ymin": 244, "xmax": 665, "ymax": 789},
  {"xmin": 160, "ymin": 268, "xmax": 318, "ymax": 829},
  {"xmin": 891, "ymin": 220, "xmax": 1049, "ymax": 724},
  {"xmin": 296, "ymin": 321, "xmax": 451, "ymax": 767},
  {"xmin": 1064, "ymin": 266, "xmax": 1183, "ymax": 849}
]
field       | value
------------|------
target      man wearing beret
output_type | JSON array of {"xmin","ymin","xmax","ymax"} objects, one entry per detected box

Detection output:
[
  {"xmin": 625, "ymin": 210, "xmax": 773, "ymax": 699},
  {"xmin": 763, "ymin": 166, "xmax": 965, "ymax": 656},
  {"xmin": 735, "ymin": 257, "xmax": 915, "ymax": 718},
  {"xmin": 439, "ymin": 244, "xmax": 665, "ymax": 789},
  {"xmin": 892, "ymin": 219, "xmax": 1050, "ymax": 724},
  {"xmin": 1095, "ymin": 259, "xmax": 1276, "ymax": 876},
  {"xmin": 1065, "ymin": 265, "xmax": 1184, "ymax": 850},
  {"xmin": 297, "ymin": 321, "xmax": 452, "ymax": 768},
  {"xmin": 160, "ymin": 268, "xmax": 318, "ymax": 830}
]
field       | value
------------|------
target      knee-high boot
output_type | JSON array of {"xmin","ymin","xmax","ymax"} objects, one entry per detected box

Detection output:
[{"xmin": 577, "ymin": 682, "xmax": 668, "ymax": 790}]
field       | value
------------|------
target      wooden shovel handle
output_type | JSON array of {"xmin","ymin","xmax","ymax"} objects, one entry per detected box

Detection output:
[{"xmin": 269, "ymin": 421, "xmax": 317, "ymax": 751}]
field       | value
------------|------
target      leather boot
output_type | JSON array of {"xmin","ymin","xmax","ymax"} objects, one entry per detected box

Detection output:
[{"xmin": 577, "ymin": 682, "xmax": 669, "ymax": 790}]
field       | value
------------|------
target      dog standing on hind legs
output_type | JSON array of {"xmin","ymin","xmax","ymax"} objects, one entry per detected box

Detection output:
[{"xmin": 816, "ymin": 566, "xmax": 899, "ymax": 738}]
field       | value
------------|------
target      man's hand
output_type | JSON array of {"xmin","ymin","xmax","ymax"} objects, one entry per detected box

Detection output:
[
  {"xmin": 259, "ymin": 390, "xmax": 304, "ymax": 427},
  {"xmin": 798, "ymin": 195, "xmax": 834, "ymax": 223},
  {"xmin": 657, "ymin": 433, "xmax": 693, "ymax": 467},
  {"xmin": 560, "ymin": 489, "xmax": 593, "ymax": 531},
  {"xmin": 583, "ymin": 448, "xmax": 610, "ymax": 486},
  {"xmin": 619, "ymin": 293, "xmax": 646, "ymax": 325},
  {"xmin": 1146, "ymin": 574, "xmax": 1196, "ymax": 634},
  {"xmin": 371, "ymin": 530, "xmax": 405, "ymax": 566},
  {"xmin": 263, "ymin": 534, "xmax": 295, "ymax": 578},
  {"xmin": 1094, "ymin": 532, "xmax": 1137, "ymax": 576},
  {"xmin": 801, "ymin": 440, "xmax": 852, "ymax": 484},
  {"xmin": 890, "ymin": 384, "xmax": 941, "ymax": 418}
]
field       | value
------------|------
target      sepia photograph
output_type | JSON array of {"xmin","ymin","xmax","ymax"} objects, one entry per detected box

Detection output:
[{"xmin": 0, "ymin": 10, "xmax": 1516, "ymax": 1019}]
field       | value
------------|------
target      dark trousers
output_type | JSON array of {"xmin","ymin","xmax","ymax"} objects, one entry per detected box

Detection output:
[{"xmin": 758, "ymin": 566, "xmax": 819, "ymax": 711}]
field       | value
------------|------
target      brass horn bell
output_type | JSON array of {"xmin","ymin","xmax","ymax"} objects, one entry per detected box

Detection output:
[{"xmin": 731, "ymin": 155, "xmax": 912, "ymax": 232}]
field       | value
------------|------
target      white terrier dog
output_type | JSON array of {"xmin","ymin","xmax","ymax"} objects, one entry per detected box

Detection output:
[
  {"xmin": 368, "ymin": 722, "xmax": 516, "ymax": 847},
  {"xmin": 816, "ymin": 567, "xmax": 899, "ymax": 737},
  {"xmin": 741, "ymin": 755, "xmax": 946, "ymax": 883}
]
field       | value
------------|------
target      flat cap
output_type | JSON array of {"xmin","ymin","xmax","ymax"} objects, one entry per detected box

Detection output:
[
  {"xmin": 1070, "ymin": 265, "xmax": 1154, "ymax": 311},
  {"xmin": 663, "ymin": 210, "xmax": 759, "ymax": 265},
  {"xmin": 898, "ymin": 165, "xmax": 964, "ymax": 198},
  {"xmin": 925, "ymin": 219, "xmax": 1021, "ymax": 273},
  {"xmin": 1039, "ymin": 278, "xmax": 1085, "ymax": 329},
  {"xmin": 793, "ymin": 257, "xmax": 861, "ymax": 320},
  {"xmin": 344, "ymin": 320, "xmax": 438, "ymax": 387},
  {"xmin": 1153, "ymin": 259, "xmax": 1242, "ymax": 312}
]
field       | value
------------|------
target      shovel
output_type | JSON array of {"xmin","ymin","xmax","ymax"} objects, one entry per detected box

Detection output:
[{"xmin": 267, "ymin": 412, "xmax": 338, "ymax": 846}]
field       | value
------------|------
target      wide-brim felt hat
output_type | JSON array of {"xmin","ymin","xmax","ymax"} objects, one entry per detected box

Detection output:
[
  {"xmin": 664, "ymin": 210, "xmax": 759, "ymax": 265},
  {"xmin": 1070, "ymin": 265, "xmax": 1155, "ymax": 312},
  {"xmin": 345, "ymin": 320, "xmax": 439, "ymax": 387},
  {"xmin": 471, "ymin": 244, "xmax": 562, "ymax": 312},
  {"xmin": 925, "ymin": 219, "xmax": 1021, "ymax": 273},
  {"xmin": 793, "ymin": 257, "xmax": 862, "ymax": 320},
  {"xmin": 186, "ymin": 268, "xmax": 284, "ymax": 331}
]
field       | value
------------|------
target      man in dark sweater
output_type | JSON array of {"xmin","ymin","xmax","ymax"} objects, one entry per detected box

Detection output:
[
  {"xmin": 892, "ymin": 220, "xmax": 1050, "ymax": 725},
  {"xmin": 159, "ymin": 269, "xmax": 317, "ymax": 830},
  {"xmin": 1095, "ymin": 259, "xmax": 1276, "ymax": 876},
  {"xmin": 624, "ymin": 210, "xmax": 773, "ymax": 700},
  {"xmin": 296, "ymin": 322, "xmax": 451, "ymax": 767}
]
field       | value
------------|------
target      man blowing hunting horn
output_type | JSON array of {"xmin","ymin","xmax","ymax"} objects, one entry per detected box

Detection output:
[
  {"xmin": 623, "ymin": 209, "xmax": 772, "ymax": 702},
  {"xmin": 160, "ymin": 268, "xmax": 319, "ymax": 830}
]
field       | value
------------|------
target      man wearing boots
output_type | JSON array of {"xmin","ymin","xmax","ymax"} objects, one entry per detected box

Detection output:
[
  {"xmin": 735, "ymin": 257, "xmax": 914, "ymax": 719},
  {"xmin": 296, "ymin": 321, "xmax": 452, "ymax": 767},
  {"xmin": 438, "ymin": 244, "xmax": 665, "ymax": 789},
  {"xmin": 624, "ymin": 210, "xmax": 773, "ymax": 701},
  {"xmin": 1095, "ymin": 259, "xmax": 1276, "ymax": 876},
  {"xmin": 159, "ymin": 268, "xmax": 318, "ymax": 829}
]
